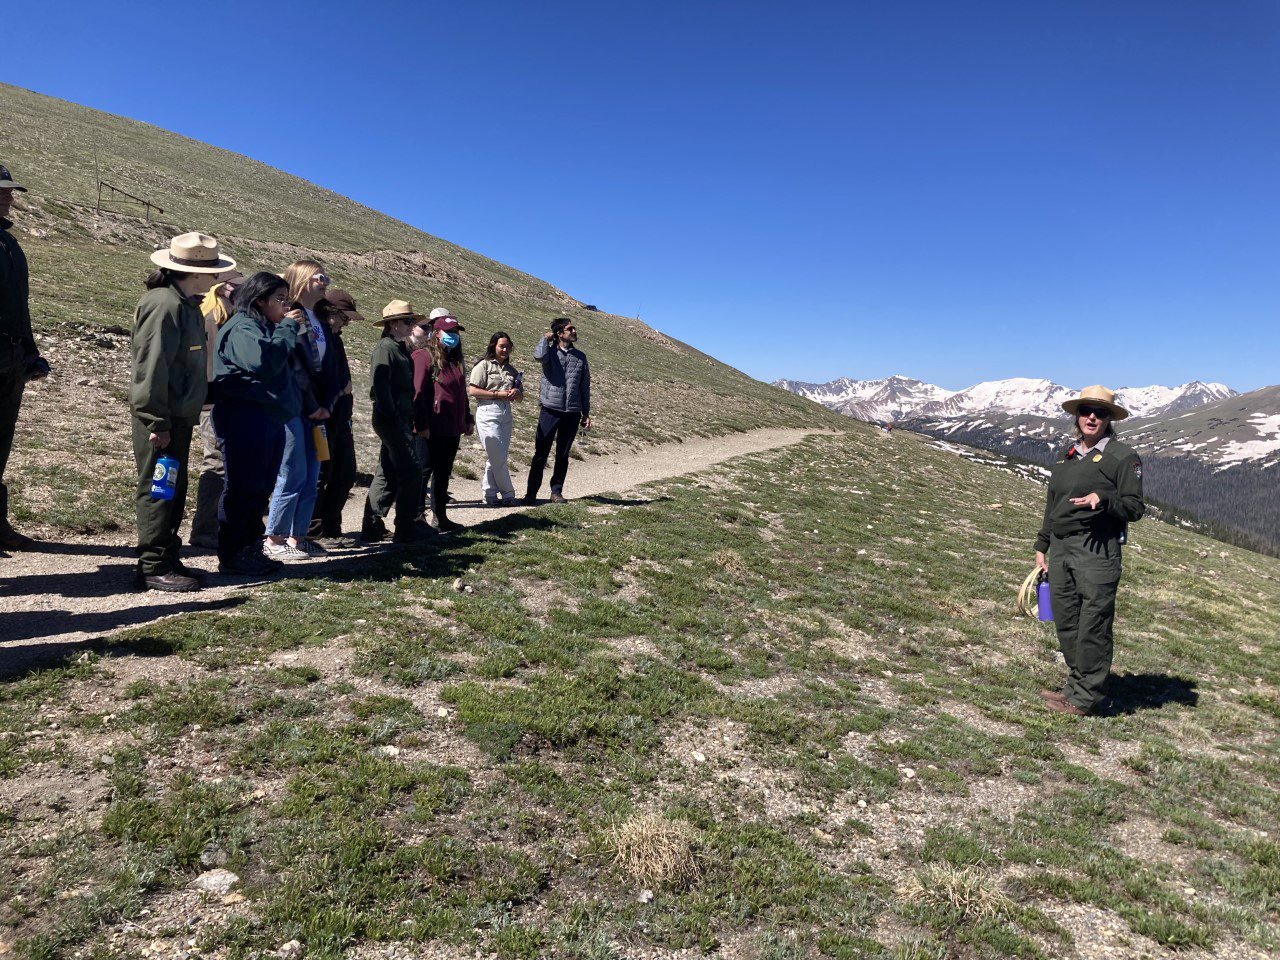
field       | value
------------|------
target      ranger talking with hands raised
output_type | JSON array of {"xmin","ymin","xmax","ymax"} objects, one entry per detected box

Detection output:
[{"xmin": 1033, "ymin": 385, "xmax": 1145, "ymax": 716}]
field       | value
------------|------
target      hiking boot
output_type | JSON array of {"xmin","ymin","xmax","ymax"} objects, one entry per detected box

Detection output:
[
  {"xmin": 392, "ymin": 521, "xmax": 435, "ymax": 544},
  {"xmin": 141, "ymin": 572, "xmax": 200, "ymax": 593},
  {"xmin": 1044, "ymin": 698, "xmax": 1089, "ymax": 717},
  {"xmin": 219, "ymin": 546, "xmax": 283, "ymax": 576},
  {"xmin": 173, "ymin": 562, "xmax": 208, "ymax": 581},
  {"xmin": 360, "ymin": 518, "xmax": 388, "ymax": 543},
  {"xmin": 437, "ymin": 518, "xmax": 465, "ymax": 534},
  {"xmin": 549, "ymin": 492, "xmax": 567, "ymax": 504},
  {"xmin": 314, "ymin": 534, "xmax": 358, "ymax": 550}
]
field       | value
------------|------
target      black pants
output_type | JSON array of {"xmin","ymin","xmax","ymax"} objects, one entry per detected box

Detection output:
[
  {"xmin": 526, "ymin": 407, "xmax": 581, "ymax": 498},
  {"xmin": 0, "ymin": 343, "xmax": 25, "ymax": 530},
  {"xmin": 423, "ymin": 434, "xmax": 461, "ymax": 522},
  {"xmin": 310, "ymin": 405, "xmax": 356, "ymax": 537},
  {"xmin": 364, "ymin": 415, "xmax": 421, "ymax": 535},
  {"xmin": 213, "ymin": 401, "xmax": 284, "ymax": 563},
  {"xmin": 132, "ymin": 417, "xmax": 195, "ymax": 576}
]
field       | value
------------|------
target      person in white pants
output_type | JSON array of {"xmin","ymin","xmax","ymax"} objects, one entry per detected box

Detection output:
[{"xmin": 467, "ymin": 331, "xmax": 523, "ymax": 505}]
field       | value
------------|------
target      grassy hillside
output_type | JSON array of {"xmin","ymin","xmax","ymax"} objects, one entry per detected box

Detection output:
[
  {"xmin": 2, "ymin": 428, "xmax": 1278, "ymax": 958},
  {"xmin": 1, "ymin": 82, "xmax": 848, "ymax": 535}
]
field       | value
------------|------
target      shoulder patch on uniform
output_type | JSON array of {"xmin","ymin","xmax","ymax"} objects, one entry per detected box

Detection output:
[
  {"xmin": 1134, "ymin": 462, "xmax": 1142, "ymax": 479},
  {"xmin": 1092, "ymin": 454, "xmax": 1102, "ymax": 462}
]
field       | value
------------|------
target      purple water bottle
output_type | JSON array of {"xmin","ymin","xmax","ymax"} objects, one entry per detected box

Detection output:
[{"xmin": 1037, "ymin": 578, "xmax": 1053, "ymax": 622}]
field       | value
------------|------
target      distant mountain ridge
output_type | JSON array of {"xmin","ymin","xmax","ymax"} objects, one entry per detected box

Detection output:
[
  {"xmin": 773, "ymin": 374, "xmax": 1237, "ymax": 424},
  {"xmin": 774, "ymin": 373, "xmax": 1278, "ymax": 553}
]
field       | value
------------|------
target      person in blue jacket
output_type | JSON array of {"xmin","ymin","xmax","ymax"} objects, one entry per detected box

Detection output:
[{"xmin": 212, "ymin": 272, "xmax": 302, "ymax": 576}]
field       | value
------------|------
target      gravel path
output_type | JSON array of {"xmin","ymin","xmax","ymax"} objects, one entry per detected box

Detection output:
[{"xmin": 0, "ymin": 428, "xmax": 826, "ymax": 666}]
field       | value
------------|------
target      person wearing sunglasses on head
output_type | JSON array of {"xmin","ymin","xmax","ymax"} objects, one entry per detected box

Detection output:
[{"xmin": 1033, "ymin": 385, "xmax": 1145, "ymax": 716}]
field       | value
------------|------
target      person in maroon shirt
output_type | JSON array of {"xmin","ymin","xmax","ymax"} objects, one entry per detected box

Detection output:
[{"xmin": 415, "ymin": 308, "xmax": 473, "ymax": 533}]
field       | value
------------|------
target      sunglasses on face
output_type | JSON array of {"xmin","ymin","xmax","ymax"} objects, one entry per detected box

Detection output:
[
  {"xmin": 314, "ymin": 274, "xmax": 331, "ymax": 285},
  {"xmin": 1077, "ymin": 405, "xmax": 1111, "ymax": 419}
]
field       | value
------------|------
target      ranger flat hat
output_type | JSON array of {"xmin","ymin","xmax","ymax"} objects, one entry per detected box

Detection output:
[
  {"xmin": 149, "ymin": 232, "xmax": 236, "ymax": 273},
  {"xmin": 380, "ymin": 299, "xmax": 426, "ymax": 324},
  {"xmin": 0, "ymin": 164, "xmax": 27, "ymax": 192},
  {"xmin": 1062, "ymin": 385, "xmax": 1129, "ymax": 421},
  {"xmin": 324, "ymin": 287, "xmax": 364, "ymax": 324}
]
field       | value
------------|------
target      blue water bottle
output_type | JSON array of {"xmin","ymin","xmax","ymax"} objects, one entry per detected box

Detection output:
[
  {"xmin": 151, "ymin": 454, "xmax": 179, "ymax": 501},
  {"xmin": 1037, "ymin": 577, "xmax": 1053, "ymax": 622}
]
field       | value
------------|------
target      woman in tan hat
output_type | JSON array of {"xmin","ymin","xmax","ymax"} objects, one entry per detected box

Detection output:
[
  {"xmin": 130, "ymin": 232, "xmax": 235, "ymax": 592},
  {"xmin": 361, "ymin": 301, "xmax": 428, "ymax": 544},
  {"xmin": 1033, "ymin": 385, "xmax": 1145, "ymax": 716}
]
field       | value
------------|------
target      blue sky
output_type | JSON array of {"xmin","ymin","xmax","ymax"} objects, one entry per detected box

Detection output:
[{"xmin": 5, "ymin": 0, "xmax": 1278, "ymax": 391}]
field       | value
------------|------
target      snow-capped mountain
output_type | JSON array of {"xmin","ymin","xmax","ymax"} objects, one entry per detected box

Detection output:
[
  {"xmin": 774, "ymin": 376, "xmax": 1237, "ymax": 423},
  {"xmin": 1117, "ymin": 381, "xmax": 1236, "ymax": 418}
]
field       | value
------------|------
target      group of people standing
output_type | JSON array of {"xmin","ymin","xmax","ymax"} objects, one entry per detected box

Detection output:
[
  {"xmin": 119, "ymin": 230, "xmax": 592, "ymax": 592},
  {"xmin": 0, "ymin": 169, "xmax": 595, "ymax": 593}
]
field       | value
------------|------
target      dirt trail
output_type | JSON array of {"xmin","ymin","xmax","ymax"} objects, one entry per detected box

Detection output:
[{"xmin": 0, "ymin": 428, "xmax": 828, "ymax": 663}]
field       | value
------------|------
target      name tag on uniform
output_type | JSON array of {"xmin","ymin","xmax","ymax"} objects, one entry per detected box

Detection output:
[{"xmin": 189, "ymin": 344, "xmax": 203, "ymax": 351}]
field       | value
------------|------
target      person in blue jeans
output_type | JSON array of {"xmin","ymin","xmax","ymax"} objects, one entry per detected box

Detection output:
[
  {"xmin": 524, "ymin": 317, "xmax": 591, "ymax": 504},
  {"xmin": 264, "ymin": 260, "xmax": 335, "ymax": 560}
]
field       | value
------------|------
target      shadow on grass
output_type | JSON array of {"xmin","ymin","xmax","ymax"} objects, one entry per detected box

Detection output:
[
  {"xmin": 1100, "ymin": 672, "xmax": 1199, "ymax": 715},
  {"xmin": 0, "ymin": 594, "xmax": 250, "ymax": 680},
  {"xmin": 581, "ymin": 494, "xmax": 672, "ymax": 508}
]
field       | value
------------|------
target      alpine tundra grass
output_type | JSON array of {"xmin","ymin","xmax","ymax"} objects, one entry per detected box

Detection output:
[{"xmin": 2, "ymin": 429, "xmax": 1278, "ymax": 959}]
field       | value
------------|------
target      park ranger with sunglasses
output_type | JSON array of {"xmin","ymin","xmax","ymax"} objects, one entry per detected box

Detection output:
[{"xmin": 1033, "ymin": 385, "xmax": 1145, "ymax": 716}]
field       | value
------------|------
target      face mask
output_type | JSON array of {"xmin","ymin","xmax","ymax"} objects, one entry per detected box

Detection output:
[{"xmin": 440, "ymin": 332, "xmax": 460, "ymax": 349}]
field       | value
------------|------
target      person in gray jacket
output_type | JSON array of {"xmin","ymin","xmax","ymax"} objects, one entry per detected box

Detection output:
[{"xmin": 523, "ymin": 317, "xmax": 591, "ymax": 504}]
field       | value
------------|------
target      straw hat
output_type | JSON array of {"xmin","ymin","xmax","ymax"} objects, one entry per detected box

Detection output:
[
  {"xmin": 149, "ymin": 232, "xmax": 236, "ymax": 273},
  {"xmin": 379, "ymin": 299, "xmax": 426, "ymax": 324},
  {"xmin": 1062, "ymin": 385, "xmax": 1129, "ymax": 421}
]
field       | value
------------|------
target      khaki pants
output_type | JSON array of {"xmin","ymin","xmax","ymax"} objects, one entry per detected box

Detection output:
[{"xmin": 189, "ymin": 407, "xmax": 224, "ymax": 543}]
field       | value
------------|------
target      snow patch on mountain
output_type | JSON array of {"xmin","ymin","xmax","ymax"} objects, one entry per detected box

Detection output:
[{"xmin": 1214, "ymin": 414, "xmax": 1280, "ymax": 469}]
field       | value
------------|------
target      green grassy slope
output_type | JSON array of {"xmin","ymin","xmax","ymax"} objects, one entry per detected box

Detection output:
[
  {"xmin": 1, "ymin": 82, "xmax": 847, "ymax": 534},
  {"xmin": 3, "ymin": 428, "xmax": 1278, "ymax": 958}
]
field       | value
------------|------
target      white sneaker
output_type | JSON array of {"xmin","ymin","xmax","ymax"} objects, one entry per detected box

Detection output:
[{"xmin": 265, "ymin": 541, "xmax": 308, "ymax": 561}]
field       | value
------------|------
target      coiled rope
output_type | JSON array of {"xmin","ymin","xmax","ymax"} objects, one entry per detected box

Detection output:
[{"xmin": 1017, "ymin": 567, "xmax": 1046, "ymax": 618}]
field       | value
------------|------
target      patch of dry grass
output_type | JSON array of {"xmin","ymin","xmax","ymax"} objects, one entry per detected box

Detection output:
[{"xmin": 609, "ymin": 812, "xmax": 702, "ymax": 888}]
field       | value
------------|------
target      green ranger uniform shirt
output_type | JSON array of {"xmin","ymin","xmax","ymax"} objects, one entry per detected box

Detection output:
[
  {"xmin": 1035, "ymin": 436, "xmax": 1145, "ymax": 553},
  {"xmin": 130, "ymin": 287, "xmax": 208, "ymax": 432},
  {"xmin": 368, "ymin": 336, "xmax": 414, "ymax": 425}
]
